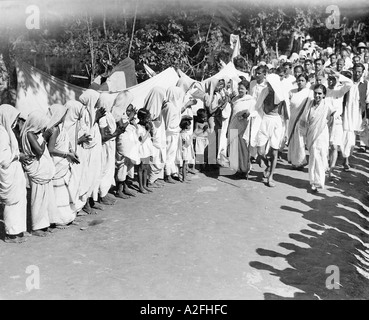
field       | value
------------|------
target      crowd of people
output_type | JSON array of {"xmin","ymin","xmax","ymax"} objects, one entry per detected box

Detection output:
[{"xmin": 1, "ymin": 38, "xmax": 369, "ymax": 244}]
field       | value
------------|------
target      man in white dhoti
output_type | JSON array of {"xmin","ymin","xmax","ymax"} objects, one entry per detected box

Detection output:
[
  {"xmin": 342, "ymin": 63, "xmax": 369, "ymax": 171},
  {"xmin": 256, "ymin": 74, "xmax": 287, "ymax": 188},
  {"xmin": 325, "ymin": 70, "xmax": 352, "ymax": 177},
  {"xmin": 0, "ymin": 105, "xmax": 29, "ymax": 243}
]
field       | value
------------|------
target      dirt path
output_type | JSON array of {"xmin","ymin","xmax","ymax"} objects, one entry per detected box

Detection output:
[{"xmin": 1, "ymin": 150, "xmax": 369, "ymax": 300}]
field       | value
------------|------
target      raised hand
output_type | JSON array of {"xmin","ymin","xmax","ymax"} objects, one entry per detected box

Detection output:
[
  {"xmin": 78, "ymin": 133, "xmax": 92, "ymax": 145},
  {"xmin": 95, "ymin": 108, "xmax": 106, "ymax": 122},
  {"xmin": 66, "ymin": 152, "xmax": 80, "ymax": 164}
]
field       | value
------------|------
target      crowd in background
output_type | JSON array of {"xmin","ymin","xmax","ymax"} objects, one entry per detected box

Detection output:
[{"xmin": 1, "ymin": 37, "xmax": 369, "ymax": 244}]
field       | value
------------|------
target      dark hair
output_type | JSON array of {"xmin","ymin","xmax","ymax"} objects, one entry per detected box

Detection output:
[
  {"xmin": 282, "ymin": 62, "xmax": 292, "ymax": 69},
  {"xmin": 137, "ymin": 108, "xmax": 150, "ymax": 122},
  {"xmin": 180, "ymin": 118, "xmax": 191, "ymax": 131},
  {"xmin": 255, "ymin": 65, "xmax": 267, "ymax": 74},
  {"xmin": 314, "ymin": 58, "xmax": 325, "ymax": 65},
  {"xmin": 238, "ymin": 79, "xmax": 250, "ymax": 90},
  {"xmin": 304, "ymin": 59, "xmax": 313, "ymax": 64},
  {"xmin": 294, "ymin": 65, "xmax": 304, "ymax": 73},
  {"xmin": 329, "ymin": 53, "xmax": 337, "ymax": 58},
  {"xmin": 341, "ymin": 71, "xmax": 352, "ymax": 79},
  {"xmin": 313, "ymin": 84, "xmax": 327, "ymax": 95},
  {"xmin": 296, "ymin": 73, "xmax": 309, "ymax": 82},
  {"xmin": 353, "ymin": 62, "xmax": 365, "ymax": 71},
  {"xmin": 196, "ymin": 108, "xmax": 207, "ymax": 118},
  {"xmin": 276, "ymin": 66, "xmax": 284, "ymax": 74}
]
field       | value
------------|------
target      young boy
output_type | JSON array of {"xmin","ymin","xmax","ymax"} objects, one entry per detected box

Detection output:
[{"xmin": 193, "ymin": 108, "xmax": 210, "ymax": 171}]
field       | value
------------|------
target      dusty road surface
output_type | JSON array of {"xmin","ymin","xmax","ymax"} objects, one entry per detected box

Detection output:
[{"xmin": 1, "ymin": 149, "xmax": 369, "ymax": 300}]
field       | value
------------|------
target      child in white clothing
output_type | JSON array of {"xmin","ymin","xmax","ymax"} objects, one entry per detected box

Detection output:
[
  {"xmin": 176, "ymin": 116, "xmax": 195, "ymax": 182},
  {"xmin": 136, "ymin": 108, "xmax": 154, "ymax": 193}
]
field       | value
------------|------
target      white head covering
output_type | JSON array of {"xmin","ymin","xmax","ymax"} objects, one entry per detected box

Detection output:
[
  {"xmin": 266, "ymin": 74, "xmax": 285, "ymax": 105},
  {"xmin": 64, "ymin": 100, "xmax": 85, "ymax": 151},
  {"xmin": 111, "ymin": 91, "xmax": 134, "ymax": 123},
  {"xmin": 79, "ymin": 89, "xmax": 100, "ymax": 126},
  {"xmin": 97, "ymin": 92, "xmax": 117, "ymax": 113},
  {"xmin": 289, "ymin": 52, "xmax": 299, "ymax": 63},
  {"xmin": 47, "ymin": 104, "xmax": 68, "ymax": 130},
  {"xmin": 143, "ymin": 87, "xmax": 166, "ymax": 121},
  {"xmin": 176, "ymin": 77, "xmax": 195, "ymax": 93},
  {"xmin": 21, "ymin": 110, "xmax": 50, "ymax": 157},
  {"xmin": 0, "ymin": 104, "xmax": 20, "ymax": 155},
  {"xmin": 165, "ymin": 86, "xmax": 185, "ymax": 111}
]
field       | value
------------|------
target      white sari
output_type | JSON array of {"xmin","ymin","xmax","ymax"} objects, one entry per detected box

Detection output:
[
  {"xmin": 0, "ymin": 105, "xmax": 27, "ymax": 235},
  {"xmin": 21, "ymin": 110, "xmax": 57, "ymax": 230}
]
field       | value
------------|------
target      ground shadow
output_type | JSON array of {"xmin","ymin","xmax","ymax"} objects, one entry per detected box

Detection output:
[{"xmin": 249, "ymin": 149, "xmax": 369, "ymax": 300}]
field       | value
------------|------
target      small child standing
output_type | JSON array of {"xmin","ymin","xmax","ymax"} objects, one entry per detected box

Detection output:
[
  {"xmin": 193, "ymin": 108, "xmax": 210, "ymax": 171},
  {"xmin": 136, "ymin": 108, "xmax": 154, "ymax": 193},
  {"xmin": 176, "ymin": 116, "xmax": 195, "ymax": 182}
]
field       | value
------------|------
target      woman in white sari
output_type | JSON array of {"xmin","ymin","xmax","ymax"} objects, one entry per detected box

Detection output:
[
  {"xmin": 63, "ymin": 100, "xmax": 91, "ymax": 214},
  {"xmin": 300, "ymin": 84, "xmax": 333, "ymax": 192},
  {"xmin": 162, "ymin": 86, "xmax": 184, "ymax": 183},
  {"xmin": 79, "ymin": 89, "xmax": 106, "ymax": 213},
  {"xmin": 21, "ymin": 110, "xmax": 57, "ymax": 236},
  {"xmin": 287, "ymin": 73, "xmax": 313, "ymax": 169},
  {"xmin": 97, "ymin": 92, "xmax": 119, "ymax": 205},
  {"xmin": 144, "ymin": 87, "xmax": 167, "ymax": 188},
  {"xmin": 228, "ymin": 79, "xmax": 256, "ymax": 176},
  {"xmin": 47, "ymin": 104, "xmax": 80, "ymax": 229},
  {"xmin": 0, "ymin": 105, "xmax": 28, "ymax": 243}
]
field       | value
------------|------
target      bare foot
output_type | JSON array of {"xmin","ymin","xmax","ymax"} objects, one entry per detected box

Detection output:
[
  {"xmin": 100, "ymin": 196, "xmax": 116, "ymax": 206},
  {"xmin": 147, "ymin": 182, "xmax": 162, "ymax": 189},
  {"xmin": 32, "ymin": 230, "xmax": 50, "ymax": 237},
  {"xmin": 123, "ymin": 188, "xmax": 136, "ymax": 197},
  {"xmin": 92, "ymin": 203, "xmax": 105, "ymax": 211},
  {"xmin": 165, "ymin": 176, "xmax": 176, "ymax": 184},
  {"xmin": 82, "ymin": 206, "xmax": 98, "ymax": 215},
  {"xmin": 4, "ymin": 236, "xmax": 27, "ymax": 243},
  {"xmin": 116, "ymin": 191, "xmax": 130, "ymax": 199},
  {"xmin": 139, "ymin": 188, "xmax": 148, "ymax": 194},
  {"xmin": 143, "ymin": 186, "xmax": 153, "ymax": 193},
  {"xmin": 22, "ymin": 232, "xmax": 32, "ymax": 237},
  {"xmin": 267, "ymin": 179, "xmax": 276, "ymax": 188}
]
